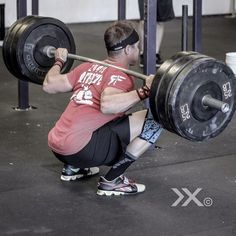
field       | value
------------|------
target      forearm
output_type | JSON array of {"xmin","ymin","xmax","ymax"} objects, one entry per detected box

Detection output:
[
  {"xmin": 43, "ymin": 48, "xmax": 72, "ymax": 94},
  {"xmin": 44, "ymin": 64, "xmax": 61, "ymax": 82},
  {"xmin": 43, "ymin": 65, "xmax": 62, "ymax": 93},
  {"xmin": 101, "ymin": 89, "xmax": 141, "ymax": 114},
  {"xmin": 43, "ymin": 64, "xmax": 72, "ymax": 95}
]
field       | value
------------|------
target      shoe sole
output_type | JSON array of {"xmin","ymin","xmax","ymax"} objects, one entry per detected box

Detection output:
[
  {"xmin": 96, "ymin": 188, "xmax": 145, "ymax": 196},
  {"xmin": 61, "ymin": 167, "xmax": 99, "ymax": 181},
  {"xmin": 61, "ymin": 174, "xmax": 84, "ymax": 181},
  {"xmin": 97, "ymin": 189, "xmax": 141, "ymax": 196}
]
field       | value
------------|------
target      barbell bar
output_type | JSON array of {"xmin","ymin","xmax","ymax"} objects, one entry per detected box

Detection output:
[
  {"xmin": 202, "ymin": 95, "xmax": 229, "ymax": 113},
  {"xmin": 2, "ymin": 15, "xmax": 236, "ymax": 142},
  {"xmin": 43, "ymin": 46, "xmax": 148, "ymax": 81},
  {"xmin": 43, "ymin": 45, "xmax": 230, "ymax": 114}
]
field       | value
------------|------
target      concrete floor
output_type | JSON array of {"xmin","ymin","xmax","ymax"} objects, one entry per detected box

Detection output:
[{"xmin": 0, "ymin": 16, "xmax": 236, "ymax": 236}]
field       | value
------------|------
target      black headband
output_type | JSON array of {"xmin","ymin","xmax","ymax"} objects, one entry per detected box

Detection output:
[{"xmin": 106, "ymin": 30, "xmax": 139, "ymax": 51}]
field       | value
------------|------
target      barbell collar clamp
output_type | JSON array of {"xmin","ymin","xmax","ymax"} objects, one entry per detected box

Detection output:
[
  {"xmin": 42, "ymin": 46, "xmax": 148, "ymax": 81},
  {"xmin": 202, "ymin": 95, "xmax": 230, "ymax": 113}
]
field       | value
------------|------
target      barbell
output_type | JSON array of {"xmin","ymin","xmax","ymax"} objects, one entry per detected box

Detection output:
[{"xmin": 2, "ymin": 15, "xmax": 236, "ymax": 141}]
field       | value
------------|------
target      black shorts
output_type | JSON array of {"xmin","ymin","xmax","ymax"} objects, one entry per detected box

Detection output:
[
  {"xmin": 53, "ymin": 115, "xmax": 130, "ymax": 168},
  {"xmin": 138, "ymin": 0, "xmax": 175, "ymax": 22}
]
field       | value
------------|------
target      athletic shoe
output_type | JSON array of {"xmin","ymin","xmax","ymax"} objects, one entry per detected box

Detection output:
[
  {"xmin": 60, "ymin": 164, "xmax": 99, "ymax": 181},
  {"xmin": 97, "ymin": 175, "xmax": 146, "ymax": 196}
]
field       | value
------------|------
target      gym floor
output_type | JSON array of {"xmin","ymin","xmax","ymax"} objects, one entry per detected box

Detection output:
[{"xmin": 0, "ymin": 16, "xmax": 236, "ymax": 236}]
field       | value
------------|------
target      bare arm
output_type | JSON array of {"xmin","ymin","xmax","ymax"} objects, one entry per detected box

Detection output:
[
  {"xmin": 42, "ymin": 48, "xmax": 73, "ymax": 94},
  {"xmin": 43, "ymin": 66, "xmax": 72, "ymax": 94},
  {"xmin": 100, "ymin": 87, "xmax": 141, "ymax": 114},
  {"xmin": 100, "ymin": 74, "xmax": 154, "ymax": 114}
]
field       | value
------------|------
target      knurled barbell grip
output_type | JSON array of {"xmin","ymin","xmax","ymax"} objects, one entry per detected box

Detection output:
[
  {"xmin": 43, "ymin": 46, "xmax": 148, "ymax": 81},
  {"xmin": 202, "ymin": 95, "xmax": 230, "ymax": 113}
]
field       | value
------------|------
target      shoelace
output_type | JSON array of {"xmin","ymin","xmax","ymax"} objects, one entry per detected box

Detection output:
[{"xmin": 122, "ymin": 176, "xmax": 136, "ymax": 187}]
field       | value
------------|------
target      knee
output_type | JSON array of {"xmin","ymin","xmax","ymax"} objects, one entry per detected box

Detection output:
[{"xmin": 139, "ymin": 110, "xmax": 163, "ymax": 144}]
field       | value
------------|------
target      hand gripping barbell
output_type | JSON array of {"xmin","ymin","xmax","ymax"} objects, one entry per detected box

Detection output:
[{"xmin": 2, "ymin": 15, "xmax": 236, "ymax": 141}]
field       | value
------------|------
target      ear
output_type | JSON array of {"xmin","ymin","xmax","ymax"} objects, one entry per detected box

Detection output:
[{"xmin": 124, "ymin": 45, "xmax": 131, "ymax": 55}]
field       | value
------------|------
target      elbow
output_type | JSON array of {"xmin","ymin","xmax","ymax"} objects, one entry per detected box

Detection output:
[
  {"xmin": 42, "ymin": 82, "xmax": 49, "ymax": 93},
  {"xmin": 100, "ymin": 101, "xmax": 110, "ymax": 114},
  {"xmin": 43, "ymin": 83, "xmax": 53, "ymax": 94},
  {"xmin": 42, "ymin": 76, "xmax": 56, "ymax": 94},
  {"xmin": 43, "ymin": 85, "xmax": 57, "ymax": 94},
  {"xmin": 100, "ymin": 97, "xmax": 114, "ymax": 114}
]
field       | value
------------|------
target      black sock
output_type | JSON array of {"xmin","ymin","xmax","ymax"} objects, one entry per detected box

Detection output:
[{"xmin": 104, "ymin": 153, "xmax": 135, "ymax": 181}]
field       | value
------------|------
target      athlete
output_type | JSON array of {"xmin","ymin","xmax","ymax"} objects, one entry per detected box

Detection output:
[{"xmin": 43, "ymin": 21, "xmax": 162, "ymax": 196}]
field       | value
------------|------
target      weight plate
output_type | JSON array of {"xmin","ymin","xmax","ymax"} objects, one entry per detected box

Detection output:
[
  {"xmin": 3, "ymin": 16, "xmax": 76, "ymax": 85},
  {"xmin": 11, "ymin": 16, "xmax": 39, "ymax": 80},
  {"xmin": 163, "ymin": 55, "xmax": 210, "ymax": 132},
  {"xmin": 17, "ymin": 16, "xmax": 76, "ymax": 84},
  {"xmin": 2, "ymin": 16, "xmax": 35, "ymax": 80},
  {"xmin": 168, "ymin": 58, "xmax": 236, "ymax": 141},
  {"xmin": 150, "ymin": 51, "xmax": 207, "ymax": 132},
  {"xmin": 150, "ymin": 51, "xmax": 199, "ymax": 123}
]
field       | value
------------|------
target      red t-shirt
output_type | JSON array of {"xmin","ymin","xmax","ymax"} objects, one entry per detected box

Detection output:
[{"xmin": 48, "ymin": 61, "xmax": 135, "ymax": 155}]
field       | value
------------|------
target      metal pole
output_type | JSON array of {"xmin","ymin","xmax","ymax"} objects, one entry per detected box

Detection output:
[
  {"xmin": 0, "ymin": 4, "xmax": 5, "ymax": 40},
  {"xmin": 143, "ymin": 0, "xmax": 156, "ymax": 75},
  {"xmin": 32, "ymin": 0, "xmax": 39, "ymax": 15},
  {"xmin": 192, "ymin": 0, "xmax": 202, "ymax": 52},
  {"xmin": 182, "ymin": 5, "xmax": 188, "ymax": 51},
  {"xmin": 16, "ymin": 0, "xmax": 30, "ymax": 110},
  {"xmin": 232, "ymin": 0, "xmax": 236, "ymax": 17},
  {"xmin": 226, "ymin": 0, "xmax": 236, "ymax": 18},
  {"xmin": 118, "ymin": 0, "xmax": 126, "ymax": 20}
]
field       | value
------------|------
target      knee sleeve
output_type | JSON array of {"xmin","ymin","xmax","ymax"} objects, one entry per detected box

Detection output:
[{"xmin": 139, "ymin": 109, "xmax": 163, "ymax": 144}]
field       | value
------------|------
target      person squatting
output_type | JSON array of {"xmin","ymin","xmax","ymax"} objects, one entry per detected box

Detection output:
[{"xmin": 43, "ymin": 20, "xmax": 163, "ymax": 196}]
